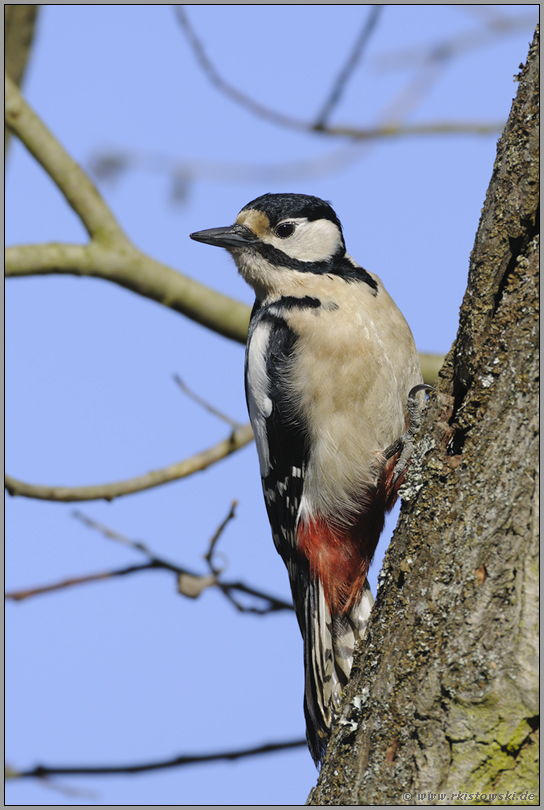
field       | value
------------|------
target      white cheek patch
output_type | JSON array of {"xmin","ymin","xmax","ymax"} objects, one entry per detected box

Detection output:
[
  {"xmin": 246, "ymin": 320, "xmax": 273, "ymax": 477},
  {"xmin": 264, "ymin": 218, "xmax": 343, "ymax": 262}
]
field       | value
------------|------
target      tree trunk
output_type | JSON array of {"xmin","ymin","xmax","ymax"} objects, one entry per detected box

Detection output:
[{"xmin": 309, "ymin": 26, "xmax": 539, "ymax": 807}]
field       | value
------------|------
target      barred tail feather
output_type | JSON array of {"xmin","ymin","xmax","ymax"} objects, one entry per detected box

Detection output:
[{"xmin": 303, "ymin": 576, "xmax": 374, "ymax": 764}]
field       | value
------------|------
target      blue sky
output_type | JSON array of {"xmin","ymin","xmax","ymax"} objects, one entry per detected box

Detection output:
[{"xmin": 6, "ymin": 5, "xmax": 538, "ymax": 806}]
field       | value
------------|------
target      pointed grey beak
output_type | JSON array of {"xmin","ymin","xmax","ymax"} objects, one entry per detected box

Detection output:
[{"xmin": 190, "ymin": 224, "xmax": 257, "ymax": 249}]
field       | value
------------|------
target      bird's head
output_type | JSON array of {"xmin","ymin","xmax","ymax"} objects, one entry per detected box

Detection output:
[{"xmin": 190, "ymin": 193, "xmax": 355, "ymax": 300}]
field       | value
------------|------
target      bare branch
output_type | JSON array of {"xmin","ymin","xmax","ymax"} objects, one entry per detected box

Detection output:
[
  {"xmin": 4, "ymin": 78, "xmax": 252, "ymax": 344},
  {"xmin": 215, "ymin": 580, "xmax": 294, "ymax": 616},
  {"xmin": 315, "ymin": 5, "xmax": 383, "ymax": 128},
  {"xmin": 5, "ymin": 563, "xmax": 156, "ymax": 601},
  {"xmin": 4, "ymin": 346, "xmax": 442, "ymax": 502},
  {"xmin": 373, "ymin": 11, "xmax": 537, "ymax": 72},
  {"xmin": 4, "ymin": 561, "xmax": 293, "ymax": 613},
  {"xmin": 455, "ymin": 5, "xmax": 518, "ymax": 29},
  {"xmin": 73, "ymin": 508, "xmax": 294, "ymax": 614},
  {"xmin": 204, "ymin": 499, "xmax": 238, "ymax": 574},
  {"xmin": 5, "ymin": 73, "xmax": 125, "ymax": 242},
  {"xmin": 6, "ymin": 504, "xmax": 294, "ymax": 613},
  {"xmin": 8, "ymin": 738, "xmax": 307, "ymax": 779},
  {"xmin": 4, "ymin": 765, "xmax": 96, "ymax": 799},
  {"xmin": 88, "ymin": 132, "xmax": 501, "ymax": 218},
  {"xmin": 5, "ymin": 422, "xmax": 255, "ymax": 502},
  {"xmin": 33, "ymin": 777, "xmax": 97, "ymax": 800},
  {"xmin": 173, "ymin": 374, "xmax": 243, "ymax": 429},
  {"xmin": 5, "ymin": 6, "xmax": 40, "ymax": 88},
  {"xmin": 200, "ymin": 499, "xmax": 294, "ymax": 614},
  {"xmin": 72, "ymin": 509, "xmax": 150, "ymax": 548},
  {"xmin": 174, "ymin": 8, "xmax": 504, "ymax": 142},
  {"xmin": 308, "ymin": 120, "xmax": 504, "ymax": 139},
  {"xmin": 5, "ymin": 239, "xmax": 251, "ymax": 346},
  {"xmin": 5, "ymin": 4, "xmax": 40, "ymax": 156},
  {"xmin": 174, "ymin": 6, "xmax": 309, "ymax": 133}
]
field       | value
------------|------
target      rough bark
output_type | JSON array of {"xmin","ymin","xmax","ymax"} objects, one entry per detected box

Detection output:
[{"xmin": 309, "ymin": 27, "xmax": 539, "ymax": 807}]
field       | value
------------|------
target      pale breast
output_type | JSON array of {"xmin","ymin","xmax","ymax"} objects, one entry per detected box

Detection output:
[{"xmin": 283, "ymin": 274, "xmax": 422, "ymax": 520}]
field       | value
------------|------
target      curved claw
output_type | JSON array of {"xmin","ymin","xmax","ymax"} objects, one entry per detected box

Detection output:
[
  {"xmin": 405, "ymin": 384, "xmax": 434, "ymax": 440},
  {"xmin": 383, "ymin": 384, "xmax": 434, "ymax": 481}
]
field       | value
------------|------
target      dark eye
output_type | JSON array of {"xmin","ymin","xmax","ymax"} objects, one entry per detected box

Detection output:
[{"xmin": 275, "ymin": 222, "xmax": 296, "ymax": 239}]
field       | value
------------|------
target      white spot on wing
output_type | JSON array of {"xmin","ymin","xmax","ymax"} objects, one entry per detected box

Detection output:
[{"xmin": 246, "ymin": 320, "xmax": 273, "ymax": 477}]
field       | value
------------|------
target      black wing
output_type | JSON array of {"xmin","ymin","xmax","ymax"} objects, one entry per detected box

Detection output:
[{"xmin": 244, "ymin": 301, "xmax": 310, "ymax": 633}]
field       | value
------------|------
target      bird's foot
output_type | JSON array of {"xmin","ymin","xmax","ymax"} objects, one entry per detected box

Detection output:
[{"xmin": 384, "ymin": 384, "xmax": 433, "ymax": 483}]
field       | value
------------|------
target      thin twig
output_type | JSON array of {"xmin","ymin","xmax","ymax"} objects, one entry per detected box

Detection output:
[
  {"xmin": 4, "ymin": 346, "xmax": 441, "ymax": 503},
  {"xmin": 173, "ymin": 374, "xmax": 242, "ymax": 429},
  {"xmin": 5, "ymin": 563, "xmax": 156, "ymax": 601},
  {"xmin": 174, "ymin": 5, "xmax": 511, "ymax": 141},
  {"xmin": 8, "ymin": 738, "xmax": 307, "ymax": 778},
  {"xmin": 315, "ymin": 5, "xmax": 383, "ymax": 128},
  {"xmin": 5, "ymin": 564, "xmax": 294, "ymax": 613},
  {"xmin": 372, "ymin": 11, "xmax": 537, "ymax": 71},
  {"xmin": 216, "ymin": 581, "xmax": 293, "ymax": 615},
  {"xmin": 72, "ymin": 511, "xmax": 159, "ymax": 557},
  {"xmin": 71, "ymin": 508, "xmax": 294, "ymax": 614},
  {"xmin": 310, "ymin": 121, "xmax": 504, "ymax": 139},
  {"xmin": 200, "ymin": 500, "xmax": 293, "ymax": 613},
  {"xmin": 204, "ymin": 499, "xmax": 238, "ymax": 574},
  {"xmin": 455, "ymin": 5, "xmax": 515, "ymax": 29},
  {"xmin": 174, "ymin": 6, "xmax": 309, "ymax": 132},
  {"xmin": 5, "ymin": 422, "xmax": 254, "ymax": 502},
  {"xmin": 3, "ymin": 768, "xmax": 98, "ymax": 800},
  {"xmin": 6, "ymin": 506, "xmax": 293, "ymax": 612}
]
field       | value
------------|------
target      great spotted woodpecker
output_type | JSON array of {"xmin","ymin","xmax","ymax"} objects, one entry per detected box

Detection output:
[{"xmin": 191, "ymin": 193, "xmax": 427, "ymax": 764}]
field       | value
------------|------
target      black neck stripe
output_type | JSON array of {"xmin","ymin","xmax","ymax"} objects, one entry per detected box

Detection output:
[
  {"xmin": 251, "ymin": 242, "xmax": 378, "ymax": 291},
  {"xmin": 251, "ymin": 296, "xmax": 321, "ymax": 325},
  {"xmin": 276, "ymin": 296, "xmax": 321, "ymax": 311}
]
